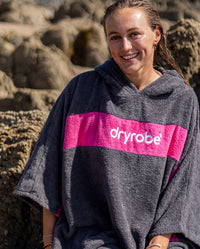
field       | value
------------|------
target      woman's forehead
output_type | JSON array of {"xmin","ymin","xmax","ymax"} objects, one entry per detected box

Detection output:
[{"xmin": 105, "ymin": 7, "xmax": 150, "ymax": 33}]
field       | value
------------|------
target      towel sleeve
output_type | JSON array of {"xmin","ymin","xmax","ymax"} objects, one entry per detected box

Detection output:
[
  {"xmin": 149, "ymin": 93, "xmax": 200, "ymax": 247},
  {"xmin": 13, "ymin": 82, "xmax": 74, "ymax": 215}
]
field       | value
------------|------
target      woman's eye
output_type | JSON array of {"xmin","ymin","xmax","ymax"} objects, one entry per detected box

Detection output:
[
  {"xmin": 110, "ymin": 36, "xmax": 121, "ymax": 41},
  {"xmin": 130, "ymin": 32, "xmax": 139, "ymax": 37}
]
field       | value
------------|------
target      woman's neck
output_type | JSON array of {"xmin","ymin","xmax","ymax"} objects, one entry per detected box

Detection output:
[{"xmin": 128, "ymin": 68, "xmax": 162, "ymax": 91}]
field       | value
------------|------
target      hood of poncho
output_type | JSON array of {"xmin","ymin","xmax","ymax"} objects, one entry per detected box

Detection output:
[{"xmin": 95, "ymin": 58, "xmax": 186, "ymax": 97}]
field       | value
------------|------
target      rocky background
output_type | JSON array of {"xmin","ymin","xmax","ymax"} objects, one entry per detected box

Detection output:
[{"xmin": 0, "ymin": 0, "xmax": 200, "ymax": 248}]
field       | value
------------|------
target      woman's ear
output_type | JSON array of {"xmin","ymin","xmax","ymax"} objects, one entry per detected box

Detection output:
[{"xmin": 153, "ymin": 26, "xmax": 161, "ymax": 47}]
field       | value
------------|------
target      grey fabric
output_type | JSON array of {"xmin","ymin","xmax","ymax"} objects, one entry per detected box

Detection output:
[
  {"xmin": 168, "ymin": 235, "xmax": 199, "ymax": 249},
  {"xmin": 14, "ymin": 59, "xmax": 200, "ymax": 249}
]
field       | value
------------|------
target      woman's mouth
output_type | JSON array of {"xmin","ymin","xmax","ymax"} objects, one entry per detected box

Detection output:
[{"xmin": 121, "ymin": 53, "xmax": 139, "ymax": 60}]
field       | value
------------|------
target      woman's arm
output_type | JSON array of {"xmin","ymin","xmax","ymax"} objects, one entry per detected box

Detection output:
[
  {"xmin": 43, "ymin": 208, "xmax": 57, "ymax": 248},
  {"xmin": 147, "ymin": 234, "xmax": 172, "ymax": 249}
]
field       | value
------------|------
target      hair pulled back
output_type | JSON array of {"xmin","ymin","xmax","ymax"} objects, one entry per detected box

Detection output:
[{"xmin": 103, "ymin": 0, "xmax": 191, "ymax": 87}]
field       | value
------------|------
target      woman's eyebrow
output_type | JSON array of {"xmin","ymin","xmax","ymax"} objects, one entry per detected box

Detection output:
[
  {"xmin": 108, "ymin": 27, "xmax": 139, "ymax": 36},
  {"xmin": 108, "ymin": 31, "xmax": 119, "ymax": 36}
]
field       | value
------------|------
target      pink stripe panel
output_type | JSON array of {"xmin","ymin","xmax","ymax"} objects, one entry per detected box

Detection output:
[{"xmin": 63, "ymin": 112, "xmax": 187, "ymax": 161}]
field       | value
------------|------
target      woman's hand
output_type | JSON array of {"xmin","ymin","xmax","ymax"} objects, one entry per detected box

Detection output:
[{"xmin": 147, "ymin": 234, "xmax": 172, "ymax": 249}]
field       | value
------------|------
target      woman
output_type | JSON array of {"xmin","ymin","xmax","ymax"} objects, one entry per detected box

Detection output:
[{"xmin": 14, "ymin": 0, "xmax": 200, "ymax": 248}]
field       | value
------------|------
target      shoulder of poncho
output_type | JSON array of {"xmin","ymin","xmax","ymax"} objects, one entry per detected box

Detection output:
[
  {"xmin": 61, "ymin": 69, "xmax": 99, "ymax": 93},
  {"xmin": 158, "ymin": 68, "xmax": 198, "ymax": 102}
]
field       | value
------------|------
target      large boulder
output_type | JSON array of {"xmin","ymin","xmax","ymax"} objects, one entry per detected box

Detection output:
[
  {"xmin": 41, "ymin": 17, "xmax": 109, "ymax": 67},
  {"xmin": 0, "ymin": 110, "xmax": 48, "ymax": 249},
  {"xmin": 51, "ymin": 0, "xmax": 105, "ymax": 23},
  {"xmin": 166, "ymin": 19, "xmax": 200, "ymax": 88},
  {"xmin": 41, "ymin": 17, "xmax": 90, "ymax": 58},
  {"xmin": 3, "ymin": 88, "xmax": 60, "ymax": 112},
  {"xmin": 0, "ymin": 38, "xmax": 15, "ymax": 77},
  {"xmin": 0, "ymin": 0, "xmax": 52, "ymax": 25},
  {"xmin": 0, "ymin": 22, "xmax": 47, "ymax": 77},
  {"xmin": 152, "ymin": 0, "xmax": 200, "ymax": 30},
  {"xmin": 0, "ymin": 70, "xmax": 60, "ymax": 112},
  {"xmin": 41, "ymin": 24, "xmax": 72, "ymax": 57},
  {"xmin": 12, "ymin": 38, "xmax": 77, "ymax": 89},
  {"xmin": 0, "ymin": 70, "xmax": 16, "ymax": 99},
  {"xmin": 71, "ymin": 22, "xmax": 109, "ymax": 67}
]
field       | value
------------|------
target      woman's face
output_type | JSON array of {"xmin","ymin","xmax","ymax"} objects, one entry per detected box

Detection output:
[{"xmin": 105, "ymin": 7, "xmax": 161, "ymax": 80}]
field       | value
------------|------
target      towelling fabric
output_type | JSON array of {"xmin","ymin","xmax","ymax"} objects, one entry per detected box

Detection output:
[{"xmin": 14, "ymin": 59, "xmax": 200, "ymax": 249}]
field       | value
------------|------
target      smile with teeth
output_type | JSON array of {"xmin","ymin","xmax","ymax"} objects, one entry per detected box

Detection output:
[{"xmin": 122, "ymin": 53, "xmax": 139, "ymax": 60}]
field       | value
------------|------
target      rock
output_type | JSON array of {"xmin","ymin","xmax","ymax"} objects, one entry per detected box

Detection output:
[
  {"xmin": 0, "ymin": 110, "xmax": 48, "ymax": 249},
  {"xmin": 0, "ymin": 21, "xmax": 47, "ymax": 45},
  {"xmin": 71, "ymin": 22, "xmax": 109, "ymax": 67},
  {"xmin": 40, "ymin": 17, "xmax": 84, "ymax": 57},
  {"xmin": 51, "ymin": 0, "xmax": 105, "ymax": 23},
  {"xmin": 159, "ymin": 9, "xmax": 184, "ymax": 22},
  {"xmin": 0, "ymin": 38, "xmax": 15, "ymax": 76},
  {"xmin": 41, "ymin": 17, "xmax": 109, "ymax": 67},
  {"xmin": 0, "ymin": 0, "xmax": 52, "ymax": 25},
  {"xmin": 12, "ymin": 38, "xmax": 77, "ymax": 89},
  {"xmin": 3, "ymin": 88, "xmax": 60, "ymax": 112},
  {"xmin": 41, "ymin": 24, "xmax": 71, "ymax": 56},
  {"xmin": 0, "ymin": 70, "xmax": 60, "ymax": 111},
  {"xmin": 0, "ymin": 70, "xmax": 16, "ymax": 99},
  {"xmin": 41, "ymin": 17, "xmax": 95, "ymax": 57},
  {"xmin": 153, "ymin": 0, "xmax": 200, "ymax": 23},
  {"xmin": 166, "ymin": 19, "xmax": 200, "ymax": 87},
  {"xmin": 160, "ymin": 19, "xmax": 174, "ymax": 33}
]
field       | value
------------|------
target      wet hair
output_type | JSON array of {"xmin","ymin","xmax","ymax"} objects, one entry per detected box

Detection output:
[{"xmin": 103, "ymin": 0, "xmax": 191, "ymax": 88}]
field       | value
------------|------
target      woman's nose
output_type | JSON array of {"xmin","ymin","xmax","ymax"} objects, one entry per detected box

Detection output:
[{"xmin": 121, "ymin": 37, "xmax": 132, "ymax": 51}]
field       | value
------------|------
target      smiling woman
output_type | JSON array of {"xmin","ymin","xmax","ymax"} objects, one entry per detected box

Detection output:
[
  {"xmin": 103, "ymin": 0, "xmax": 191, "ymax": 90},
  {"xmin": 14, "ymin": 1, "xmax": 200, "ymax": 249}
]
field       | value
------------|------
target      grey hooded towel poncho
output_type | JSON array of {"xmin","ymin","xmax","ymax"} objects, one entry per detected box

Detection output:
[{"xmin": 14, "ymin": 59, "xmax": 200, "ymax": 249}]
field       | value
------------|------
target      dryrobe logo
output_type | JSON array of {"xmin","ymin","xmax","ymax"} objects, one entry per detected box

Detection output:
[{"xmin": 110, "ymin": 127, "xmax": 162, "ymax": 145}]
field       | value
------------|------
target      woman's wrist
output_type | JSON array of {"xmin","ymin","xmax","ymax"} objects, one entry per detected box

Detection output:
[
  {"xmin": 43, "ymin": 234, "xmax": 53, "ymax": 238},
  {"xmin": 43, "ymin": 234, "xmax": 54, "ymax": 248},
  {"xmin": 147, "ymin": 234, "xmax": 172, "ymax": 249},
  {"xmin": 146, "ymin": 243, "xmax": 162, "ymax": 249},
  {"xmin": 43, "ymin": 242, "xmax": 53, "ymax": 248}
]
